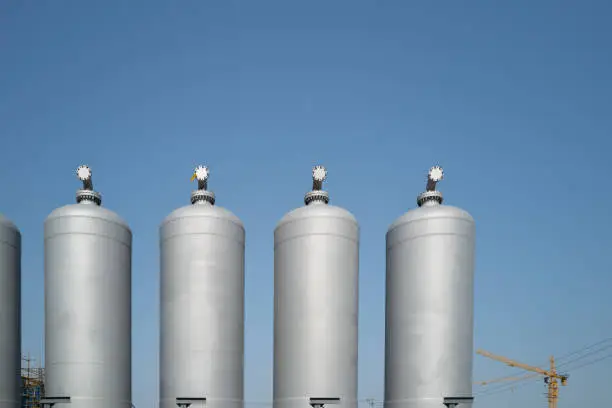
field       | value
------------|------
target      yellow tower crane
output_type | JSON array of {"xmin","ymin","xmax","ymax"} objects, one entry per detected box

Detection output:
[
  {"xmin": 476, "ymin": 349, "xmax": 568, "ymax": 408},
  {"xmin": 476, "ymin": 372, "xmax": 538, "ymax": 386}
]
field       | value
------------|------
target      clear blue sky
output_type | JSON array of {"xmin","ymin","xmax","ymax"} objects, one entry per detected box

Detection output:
[{"xmin": 1, "ymin": 1, "xmax": 611, "ymax": 407}]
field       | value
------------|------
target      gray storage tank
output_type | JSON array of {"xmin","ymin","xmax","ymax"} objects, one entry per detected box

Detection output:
[
  {"xmin": 274, "ymin": 166, "xmax": 359, "ymax": 408},
  {"xmin": 0, "ymin": 213, "xmax": 21, "ymax": 408},
  {"xmin": 44, "ymin": 165, "xmax": 132, "ymax": 408},
  {"xmin": 160, "ymin": 165, "xmax": 245, "ymax": 408},
  {"xmin": 384, "ymin": 166, "xmax": 475, "ymax": 408}
]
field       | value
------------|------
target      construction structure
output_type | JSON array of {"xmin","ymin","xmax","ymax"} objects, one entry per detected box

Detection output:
[
  {"xmin": 476, "ymin": 349, "xmax": 568, "ymax": 408},
  {"xmin": 21, "ymin": 355, "xmax": 45, "ymax": 408}
]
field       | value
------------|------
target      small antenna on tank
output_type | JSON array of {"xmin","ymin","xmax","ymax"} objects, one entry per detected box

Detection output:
[
  {"xmin": 312, "ymin": 165, "xmax": 327, "ymax": 191},
  {"xmin": 417, "ymin": 165, "xmax": 444, "ymax": 207},
  {"xmin": 76, "ymin": 165, "xmax": 94, "ymax": 191},
  {"xmin": 190, "ymin": 165, "xmax": 215, "ymax": 205},
  {"xmin": 75, "ymin": 165, "xmax": 101, "ymax": 205},
  {"xmin": 305, "ymin": 165, "xmax": 330, "ymax": 206},
  {"xmin": 426, "ymin": 166, "xmax": 444, "ymax": 192},
  {"xmin": 190, "ymin": 165, "xmax": 210, "ymax": 191}
]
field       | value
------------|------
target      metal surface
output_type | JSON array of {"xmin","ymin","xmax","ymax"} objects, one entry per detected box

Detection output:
[
  {"xmin": 274, "ymin": 166, "xmax": 359, "ymax": 408},
  {"xmin": 0, "ymin": 215, "xmax": 21, "ymax": 408},
  {"xmin": 44, "ymin": 167, "xmax": 132, "ymax": 408},
  {"xmin": 160, "ymin": 166, "xmax": 245, "ymax": 408},
  {"xmin": 384, "ymin": 167, "xmax": 475, "ymax": 408}
]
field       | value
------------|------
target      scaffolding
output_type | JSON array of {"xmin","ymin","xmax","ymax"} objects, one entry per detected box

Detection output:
[{"xmin": 21, "ymin": 355, "xmax": 45, "ymax": 408}]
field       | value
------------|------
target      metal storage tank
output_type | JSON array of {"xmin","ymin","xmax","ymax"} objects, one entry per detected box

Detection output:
[
  {"xmin": 0, "ymin": 213, "xmax": 21, "ymax": 408},
  {"xmin": 43, "ymin": 165, "xmax": 132, "ymax": 408},
  {"xmin": 160, "ymin": 165, "xmax": 245, "ymax": 408},
  {"xmin": 384, "ymin": 166, "xmax": 476, "ymax": 408},
  {"xmin": 274, "ymin": 166, "xmax": 359, "ymax": 408}
]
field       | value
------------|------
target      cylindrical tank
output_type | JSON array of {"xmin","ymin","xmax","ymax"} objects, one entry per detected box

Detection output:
[
  {"xmin": 44, "ymin": 165, "xmax": 132, "ymax": 408},
  {"xmin": 384, "ymin": 166, "xmax": 476, "ymax": 408},
  {"xmin": 0, "ymin": 214, "xmax": 21, "ymax": 408},
  {"xmin": 159, "ymin": 165, "xmax": 245, "ymax": 408},
  {"xmin": 274, "ymin": 166, "xmax": 359, "ymax": 408}
]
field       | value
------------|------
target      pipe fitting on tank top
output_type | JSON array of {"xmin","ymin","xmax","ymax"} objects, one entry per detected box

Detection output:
[
  {"xmin": 304, "ymin": 165, "xmax": 330, "ymax": 205},
  {"xmin": 75, "ymin": 165, "xmax": 102, "ymax": 205},
  {"xmin": 190, "ymin": 165, "xmax": 216, "ymax": 205},
  {"xmin": 417, "ymin": 165, "xmax": 444, "ymax": 207}
]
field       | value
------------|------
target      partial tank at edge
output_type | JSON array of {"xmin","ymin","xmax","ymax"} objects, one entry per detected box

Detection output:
[
  {"xmin": 159, "ymin": 165, "xmax": 245, "ymax": 408},
  {"xmin": 384, "ymin": 166, "xmax": 476, "ymax": 408},
  {"xmin": 274, "ymin": 166, "xmax": 359, "ymax": 408},
  {"xmin": 0, "ymin": 213, "xmax": 21, "ymax": 408},
  {"xmin": 44, "ymin": 165, "xmax": 132, "ymax": 408}
]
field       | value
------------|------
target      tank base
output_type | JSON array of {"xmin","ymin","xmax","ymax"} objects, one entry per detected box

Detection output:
[
  {"xmin": 160, "ymin": 398, "xmax": 242, "ymax": 408},
  {"xmin": 384, "ymin": 398, "xmax": 473, "ymax": 408},
  {"xmin": 40, "ymin": 397, "xmax": 132, "ymax": 408}
]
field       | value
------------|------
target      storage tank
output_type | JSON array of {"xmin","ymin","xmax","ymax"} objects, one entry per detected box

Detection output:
[
  {"xmin": 43, "ymin": 165, "xmax": 132, "ymax": 408},
  {"xmin": 274, "ymin": 166, "xmax": 359, "ymax": 408},
  {"xmin": 0, "ymin": 213, "xmax": 21, "ymax": 408},
  {"xmin": 384, "ymin": 166, "xmax": 475, "ymax": 408},
  {"xmin": 160, "ymin": 165, "xmax": 245, "ymax": 408}
]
